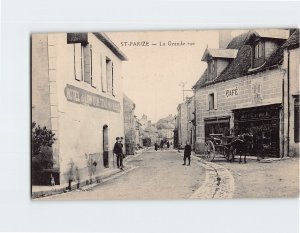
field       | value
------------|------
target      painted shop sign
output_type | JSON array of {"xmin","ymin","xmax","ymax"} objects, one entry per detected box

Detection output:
[
  {"xmin": 225, "ymin": 87, "xmax": 239, "ymax": 98},
  {"xmin": 64, "ymin": 84, "xmax": 121, "ymax": 113}
]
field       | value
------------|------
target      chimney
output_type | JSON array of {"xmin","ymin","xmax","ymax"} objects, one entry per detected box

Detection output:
[{"xmin": 219, "ymin": 30, "xmax": 232, "ymax": 49}]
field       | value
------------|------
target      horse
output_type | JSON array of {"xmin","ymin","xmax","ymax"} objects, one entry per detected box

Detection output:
[{"xmin": 229, "ymin": 133, "xmax": 254, "ymax": 163}]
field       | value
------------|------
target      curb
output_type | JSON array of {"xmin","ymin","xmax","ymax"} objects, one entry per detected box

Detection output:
[
  {"xmin": 176, "ymin": 150, "xmax": 235, "ymax": 199},
  {"xmin": 32, "ymin": 149, "xmax": 147, "ymax": 199}
]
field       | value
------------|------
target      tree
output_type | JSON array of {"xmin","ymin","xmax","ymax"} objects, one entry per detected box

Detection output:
[{"xmin": 32, "ymin": 122, "xmax": 56, "ymax": 170}]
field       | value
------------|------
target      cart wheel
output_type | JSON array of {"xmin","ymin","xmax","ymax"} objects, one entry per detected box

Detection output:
[{"xmin": 204, "ymin": 140, "xmax": 215, "ymax": 162}]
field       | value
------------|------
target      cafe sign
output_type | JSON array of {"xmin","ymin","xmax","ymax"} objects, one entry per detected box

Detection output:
[
  {"xmin": 64, "ymin": 84, "xmax": 121, "ymax": 113},
  {"xmin": 225, "ymin": 87, "xmax": 239, "ymax": 98}
]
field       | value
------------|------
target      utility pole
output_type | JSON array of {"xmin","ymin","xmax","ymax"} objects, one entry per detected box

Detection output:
[{"xmin": 179, "ymin": 81, "xmax": 194, "ymax": 101}]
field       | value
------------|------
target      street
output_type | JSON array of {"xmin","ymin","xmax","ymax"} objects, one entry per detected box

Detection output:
[
  {"xmin": 43, "ymin": 150, "xmax": 207, "ymax": 200},
  {"xmin": 40, "ymin": 149, "xmax": 299, "ymax": 200}
]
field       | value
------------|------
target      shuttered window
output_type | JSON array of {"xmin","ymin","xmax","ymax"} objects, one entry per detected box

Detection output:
[
  {"xmin": 100, "ymin": 54, "xmax": 106, "ymax": 92},
  {"xmin": 83, "ymin": 44, "xmax": 92, "ymax": 84},
  {"xmin": 106, "ymin": 57, "xmax": 113, "ymax": 94},
  {"xmin": 74, "ymin": 43, "xmax": 82, "ymax": 81},
  {"xmin": 208, "ymin": 93, "xmax": 214, "ymax": 110},
  {"xmin": 73, "ymin": 43, "xmax": 93, "ymax": 86}
]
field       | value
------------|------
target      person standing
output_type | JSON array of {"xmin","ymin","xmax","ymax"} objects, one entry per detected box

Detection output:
[
  {"xmin": 113, "ymin": 137, "xmax": 123, "ymax": 169},
  {"xmin": 154, "ymin": 142, "xmax": 158, "ymax": 151},
  {"xmin": 183, "ymin": 141, "xmax": 192, "ymax": 166},
  {"xmin": 167, "ymin": 141, "xmax": 170, "ymax": 149}
]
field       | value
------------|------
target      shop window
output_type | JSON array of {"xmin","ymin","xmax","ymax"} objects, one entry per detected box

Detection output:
[
  {"xmin": 106, "ymin": 57, "xmax": 114, "ymax": 95},
  {"xmin": 295, "ymin": 98, "xmax": 299, "ymax": 143},
  {"xmin": 73, "ymin": 43, "xmax": 93, "ymax": 86}
]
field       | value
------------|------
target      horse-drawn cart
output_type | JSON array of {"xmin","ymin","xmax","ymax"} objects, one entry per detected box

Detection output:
[{"xmin": 204, "ymin": 133, "xmax": 253, "ymax": 163}]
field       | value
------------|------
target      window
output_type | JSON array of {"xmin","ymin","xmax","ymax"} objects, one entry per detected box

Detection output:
[
  {"xmin": 209, "ymin": 60, "xmax": 215, "ymax": 74},
  {"xmin": 254, "ymin": 41, "xmax": 263, "ymax": 59},
  {"xmin": 106, "ymin": 57, "xmax": 114, "ymax": 95},
  {"xmin": 295, "ymin": 98, "xmax": 299, "ymax": 143},
  {"xmin": 73, "ymin": 43, "xmax": 93, "ymax": 85},
  {"xmin": 208, "ymin": 93, "xmax": 214, "ymax": 110}
]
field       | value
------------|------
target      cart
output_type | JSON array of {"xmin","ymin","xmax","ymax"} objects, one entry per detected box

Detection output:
[{"xmin": 204, "ymin": 134, "xmax": 234, "ymax": 162}]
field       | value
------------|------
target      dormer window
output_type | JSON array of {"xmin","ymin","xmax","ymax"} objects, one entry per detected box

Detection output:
[
  {"xmin": 252, "ymin": 40, "xmax": 265, "ymax": 68},
  {"xmin": 209, "ymin": 60, "xmax": 215, "ymax": 74},
  {"xmin": 254, "ymin": 41, "xmax": 263, "ymax": 59}
]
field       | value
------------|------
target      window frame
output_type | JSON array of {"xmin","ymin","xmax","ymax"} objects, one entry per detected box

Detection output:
[{"xmin": 208, "ymin": 93, "xmax": 215, "ymax": 110}]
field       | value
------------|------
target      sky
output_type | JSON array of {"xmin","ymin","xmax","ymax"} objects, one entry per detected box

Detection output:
[{"xmin": 107, "ymin": 30, "xmax": 237, "ymax": 122}]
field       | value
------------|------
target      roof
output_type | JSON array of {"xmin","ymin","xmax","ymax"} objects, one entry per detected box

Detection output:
[
  {"xmin": 156, "ymin": 122, "xmax": 174, "ymax": 130},
  {"xmin": 254, "ymin": 29, "xmax": 289, "ymax": 40},
  {"xmin": 193, "ymin": 30, "xmax": 286, "ymax": 89},
  {"xmin": 282, "ymin": 29, "xmax": 299, "ymax": 49},
  {"xmin": 93, "ymin": 32, "xmax": 128, "ymax": 61},
  {"xmin": 201, "ymin": 48, "xmax": 238, "ymax": 61}
]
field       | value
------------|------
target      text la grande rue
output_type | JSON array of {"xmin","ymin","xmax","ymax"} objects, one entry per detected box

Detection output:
[{"xmin": 120, "ymin": 41, "xmax": 194, "ymax": 47}]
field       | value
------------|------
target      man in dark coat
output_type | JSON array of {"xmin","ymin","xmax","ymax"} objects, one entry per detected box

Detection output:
[
  {"xmin": 183, "ymin": 141, "xmax": 192, "ymax": 166},
  {"xmin": 154, "ymin": 142, "xmax": 158, "ymax": 151},
  {"xmin": 113, "ymin": 137, "xmax": 123, "ymax": 169}
]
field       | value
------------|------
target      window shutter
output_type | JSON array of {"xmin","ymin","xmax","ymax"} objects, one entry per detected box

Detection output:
[
  {"xmin": 101, "ymin": 54, "xmax": 106, "ymax": 92},
  {"xmin": 206, "ymin": 94, "xmax": 210, "ymax": 110},
  {"xmin": 106, "ymin": 58, "xmax": 112, "ymax": 94},
  {"xmin": 74, "ymin": 43, "xmax": 82, "ymax": 80},
  {"xmin": 83, "ymin": 44, "xmax": 91, "ymax": 84},
  {"xmin": 214, "ymin": 91, "xmax": 217, "ymax": 109}
]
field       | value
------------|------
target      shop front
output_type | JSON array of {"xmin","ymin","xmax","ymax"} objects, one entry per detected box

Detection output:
[
  {"xmin": 204, "ymin": 116, "xmax": 231, "ymax": 138},
  {"xmin": 233, "ymin": 104, "xmax": 281, "ymax": 157}
]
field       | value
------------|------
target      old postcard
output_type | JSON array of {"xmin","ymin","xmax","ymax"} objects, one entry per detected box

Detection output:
[{"xmin": 31, "ymin": 29, "xmax": 299, "ymax": 200}]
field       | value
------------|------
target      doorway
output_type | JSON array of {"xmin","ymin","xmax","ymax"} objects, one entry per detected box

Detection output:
[{"xmin": 103, "ymin": 125, "xmax": 109, "ymax": 168}]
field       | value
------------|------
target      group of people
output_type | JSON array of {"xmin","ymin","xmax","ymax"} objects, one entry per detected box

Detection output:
[
  {"xmin": 113, "ymin": 137, "xmax": 125, "ymax": 170},
  {"xmin": 154, "ymin": 140, "xmax": 171, "ymax": 151}
]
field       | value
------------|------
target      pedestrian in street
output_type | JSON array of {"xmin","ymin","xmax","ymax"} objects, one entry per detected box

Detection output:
[
  {"xmin": 113, "ymin": 137, "xmax": 124, "ymax": 170},
  {"xmin": 183, "ymin": 141, "xmax": 192, "ymax": 166},
  {"xmin": 154, "ymin": 142, "xmax": 158, "ymax": 151},
  {"xmin": 160, "ymin": 140, "xmax": 164, "ymax": 150},
  {"xmin": 167, "ymin": 141, "xmax": 170, "ymax": 149}
]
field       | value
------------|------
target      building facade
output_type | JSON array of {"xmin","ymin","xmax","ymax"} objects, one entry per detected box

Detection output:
[
  {"xmin": 193, "ymin": 29, "xmax": 299, "ymax": 157},
  {"xmin": 176, "ymin": 97, "xmax": 196, "ymax": 148},
  {"xmin": 32, "ymin": 32, "xmax": 127, "ymax": 185},
  {"xmin": 282, "ymin": 29, "xmax": 300, "ymax": 156},
  {"xmin": 123, "ymin": 94, "xmax": 136, "ymax": 155}
]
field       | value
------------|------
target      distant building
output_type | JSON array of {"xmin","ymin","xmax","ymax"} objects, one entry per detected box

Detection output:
[
  {"xmin": 123, "ymin": 94, "xmax": 136, "ymax": 155},
  {"xmin": 176, "ymin": 97, "xmax": 195, "ymax": 149},
  {"xmin": 32, "ymin": 32, "xmax": 127, "ymax": 185},
  {"xmin": 134, "ymin": 116, "xmax": 143, "ymax": 147},
  {"xmin": 156, "ymin": 114, "xmax": 175, "ymax": 145},
  {"xmin": 139, "ymin": 114, "xmax": 148, "ymax": 130}
]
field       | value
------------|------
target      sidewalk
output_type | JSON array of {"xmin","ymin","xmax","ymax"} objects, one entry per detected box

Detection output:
[{"xmin": 32, "ymin": 148, "xmax": 147, "ymax": 199}]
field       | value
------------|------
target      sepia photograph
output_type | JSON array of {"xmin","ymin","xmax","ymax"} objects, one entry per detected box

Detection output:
[{"xmin": 31, "ymin": 29, "xmax": 299, "ymax": 200}]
